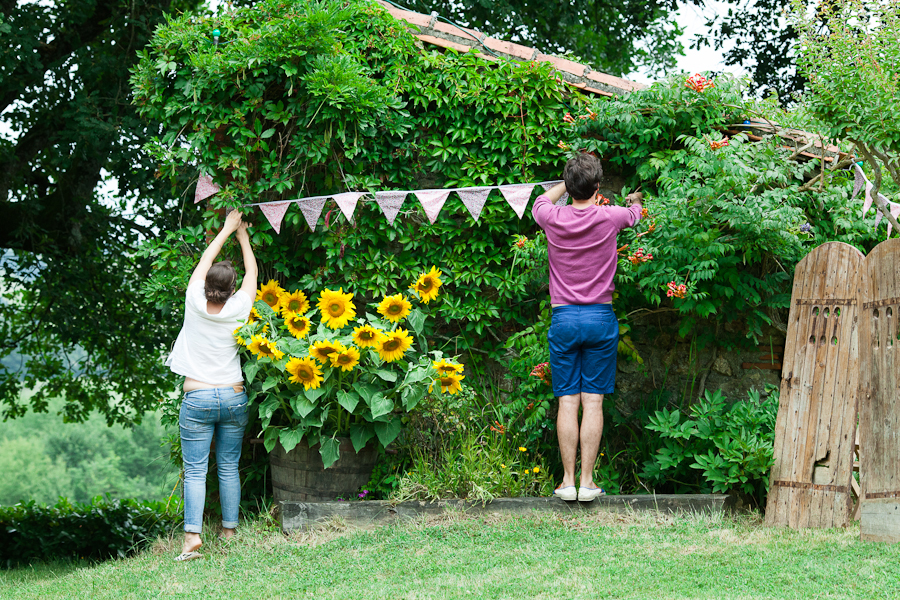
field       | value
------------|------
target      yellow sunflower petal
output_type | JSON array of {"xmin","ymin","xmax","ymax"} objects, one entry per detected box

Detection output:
[
  {"xmin": 410, "ymin": 266, "xmax": 443, "ymax": 304},
  {"xmin": 247, "ymin": 335, "xmax": 284, "ymax": 361},
  {"xmin": 432, "ymin": 358, "xmax": 464, "ymax": 374},
  {"xmin": 329, "ymin": 346, "xmax": 361, "ymax": 372},
  {"xmin": 256, "ymin": 280, "xmax": 284, "ymax": 308},
  {"xmin": 317, "ymin": 288, "xmax": 357, "ymax": 329},
  {"xmin": 310, "ymin": 339, "xmax": 345, "ymax": 363},
  {"xmin": 377, "ymin": 293, "xmax": 412, "ymax": 323},
  {"xmin": 436, "ymin": 372, "xmax": 464, "ymax": 394},
  {"xmin": 375, "ymin": 328, "xmax": 413, "ymax": 362},
  {"xmin": 353, "ymin": 324, "xmax": 385, "ymax": 348},
  {"xmin": 279, "ymin": 290, "xmax": 310, "ymax": 316},
  {"xmin": 284, "ymin": 313, "xmax": 311, "ymax": 339},
  {"xmin": 286, "ymin": 356, "xmax": 323, "ymax": 390}
]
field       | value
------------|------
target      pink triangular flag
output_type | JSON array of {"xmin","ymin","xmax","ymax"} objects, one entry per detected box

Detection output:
[
  {"xmin": 297, "ymin": 196, "xmax": 328, "ymax": 231},
  {"xmin": 332, "ymin": 192, "xmax": 365, "ymax": 223},
  {"xmin": 375, "ymin": 191, "xmax": 406, "ymax": 225},
  {"xmin": 258, "ymin": 201, "xmax": 291, "ymax": 234},
  {"xmin": 888, "ymin": 202, "xmax": 900, "ymax": 237},
  {"xmin": 499, "ymin": 184, "xmax": 536, "ymax": 218},
  {"xmin": 555, "ymin": 193, "xmax": 570, "ymax": 206},
  {"xmin": 415, "ymin": 189, "xmax": 451, "ymax": 224},
  {"xmin": 862, "ymin": 180, "xmax": 875, "ymax": 216},
  {"xmin": 852, "ymin": 164, "xmax": 866, "ymax": 200},
  {"xmin": 456, "ymin": 188, "xmax": 491, "ymax": 221},
  {"xmin": 194, "ymin": 173, "xmax": 220, "ymax": 204},
  {"xmin": 540, "ymin": 181, "xmax": 569, "ymax": 205}
]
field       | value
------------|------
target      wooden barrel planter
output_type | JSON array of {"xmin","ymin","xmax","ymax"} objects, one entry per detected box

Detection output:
[{"xmin": 269, "ymin": 437, "xmax": 378, "ymax": 502}]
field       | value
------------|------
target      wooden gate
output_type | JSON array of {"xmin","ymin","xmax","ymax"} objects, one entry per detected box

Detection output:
[
  {"xmin": 859, "ymin": 239, "xmax": 900, "ymax": 541},
  {"xmin": 765, "ymin": 242, "xmax": 862, "ymax": 528}
]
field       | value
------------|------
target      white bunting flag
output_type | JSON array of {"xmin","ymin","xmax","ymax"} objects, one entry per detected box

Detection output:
[
  {"xmin": 297, "ymin": 196, "xmax": 328, "ymax": 232},
  {"xmin": 375, "ymin": 191, "xmax": 407, "ymax": 225},
  {"xmin": 258, "ymin": 201, "xmax": 292, "ymax": 234},
  {"xmin": 332, "ymin": 192, "xmax": 365, "ymax": 223},
  {"xmin": 415, "ymin": 189, "xmax": 452, "ymax": 224},
  {"xmin": 500, "ymin": 184, "xmax": 536, "ymax": 219},
  {"xmin": 194, "ymin": 173, "xmax": 220, "ymax": 204},
  {"xmin": 457, "ymin": 187, "xmax": 491, "ymax": 222}
]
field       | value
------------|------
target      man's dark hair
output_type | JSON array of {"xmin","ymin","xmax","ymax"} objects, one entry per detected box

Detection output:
[
  {"xmin": 205, "ymin": 260, "xmax": 237, "ymax": 303},
  {"xmin": 563, "ymin": 153, "xmax": 603, "ymax": 200}
]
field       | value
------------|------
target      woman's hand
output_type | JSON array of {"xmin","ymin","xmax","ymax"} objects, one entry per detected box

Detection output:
[
  {"xmin": 236, "ymin": 221, "xmax": 251, "ymax": 242},
  {"xmin": 223, "ymin": 209, "xmax": 243, "ymax": 234}
]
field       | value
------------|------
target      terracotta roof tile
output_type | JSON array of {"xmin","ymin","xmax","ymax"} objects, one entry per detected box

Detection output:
[
  {"xmin": 481, "ymin": 37, "xmax": 537, "ymax": 61},
  {"xmin": 416, "ymin": 34, "xmax": 496, "ymax": 61}
]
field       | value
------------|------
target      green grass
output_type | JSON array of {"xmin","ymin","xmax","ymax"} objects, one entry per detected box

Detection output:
[{"xmin": 2, "ymin": 510, "xmax": 899, "ymax": 599}]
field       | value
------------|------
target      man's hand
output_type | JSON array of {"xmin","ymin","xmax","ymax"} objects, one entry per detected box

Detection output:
[
  {"xmin": 223, "ymin": 209, "xmax": 243, "ymax": 233},
  {"xmin": 625, "ymin": 192, "xmax": 643, "ymax": 207}
]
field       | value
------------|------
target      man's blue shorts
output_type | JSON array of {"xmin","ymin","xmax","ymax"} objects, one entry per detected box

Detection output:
[{"xmin": 548, "ymin": 304, "xmax": 619, "ymax": 397}]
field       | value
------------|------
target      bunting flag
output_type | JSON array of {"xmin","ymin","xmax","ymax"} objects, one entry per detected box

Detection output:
[
  {"xmin": 258, "ymin": 201, "xmax": 291, "ymax": 234},
  {"xmin": 499, "ymin": 184, "xmax": 536, "ymax": 219},
  {"xmin": 415, "ymin": 189, "xmax": 452, "ymax": 224},
  {"xmin": 332, "ymin": 192, "xmax": 365, "ymax": 224},
  {"xmin": 297, "ymin": 196, "xmax": 329, "ymax": 232},
  {"xmin": 457, "ymin": 187, "xmax": 492, "ymax": 221},
  {"xmin": 194, "ymin": 173, "xmax": 220, "ymax": 204},
  {"xmin": 374, "ymin": 191, "xmax": 407, "ymax": 226},
  {"xmin": 851, "ymin": 163, "xmax": 899, "ymax": 236}
]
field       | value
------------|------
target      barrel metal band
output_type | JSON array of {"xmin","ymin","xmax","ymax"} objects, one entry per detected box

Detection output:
[
  {"xmin": 772, "ymin": 480, "xmax": 849, "ymax": 494},
  {"xmin": 864, "ymin": 491, "xmax": 900, "ymax": 500}
]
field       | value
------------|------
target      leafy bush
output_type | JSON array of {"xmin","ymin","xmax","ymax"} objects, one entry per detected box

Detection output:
[
  {"xmin": 641, "ymin": 388, "xmax": 778, "ymax": 506},
  {"xmin": 0, "ymin": 497, "xmax": 178, "ymax": 568}
]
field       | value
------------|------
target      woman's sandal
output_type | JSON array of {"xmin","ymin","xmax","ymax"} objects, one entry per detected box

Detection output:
[
  {"xmin": 553, "ymin": 485, "xmax": 578, "ymax": 501},
  {"xmin": 174, "ymin": 550, "xmax": 203, "ymax": 562}
]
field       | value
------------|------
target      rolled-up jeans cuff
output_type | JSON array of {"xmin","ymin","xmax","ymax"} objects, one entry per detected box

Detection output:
[
  {"xmin": 184, "ymin": 523, "xmax": 202, "ymax": 534},
  {"xmin": 222, "ymin": 521, "xmax": 238, "ymax": 529}
]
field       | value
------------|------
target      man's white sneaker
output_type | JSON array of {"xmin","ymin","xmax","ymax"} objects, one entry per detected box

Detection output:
[
  {"xmin": 553, "ymin": 485, "xmax": 577, "ymax": 501},
  {"xmin": 577, "ymin": 487, "xmax": 606, "ymax": 502}
]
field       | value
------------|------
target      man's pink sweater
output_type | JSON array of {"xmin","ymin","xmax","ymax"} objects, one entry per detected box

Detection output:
[{"xmin": 532, "ymin": 195, "xmax": 641, "ymax": 305}]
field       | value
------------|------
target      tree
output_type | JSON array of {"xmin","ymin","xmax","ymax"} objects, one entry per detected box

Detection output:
[
  {"xmin": 405, "ymin": 0, "xmax": 686, "ymax": 77},
  {"xmin": 0, "ymin": 0, "xmax": 202, "ymax": 425}
]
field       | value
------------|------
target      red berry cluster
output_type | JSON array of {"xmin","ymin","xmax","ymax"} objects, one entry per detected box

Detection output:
[
  {"xmin": 530, "ymin": 362, "xmax": 551, "ymax": 385},
  {"xmin": 685, "ymin": 73, "xmax": 714, "ymax": 93},
  {"xmin": 628, "ymin": 248, "xmax": 653, "ymax": 265},
  {"xmin": 667, "ymin": 282, "xmax": 687, "ymax": 298},
  {"xmin": 709, "ymin": 137, "xmax": 730, "ymax": 150}
]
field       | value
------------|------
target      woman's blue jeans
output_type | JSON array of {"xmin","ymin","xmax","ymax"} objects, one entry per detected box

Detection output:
[{"xmin": 179, "ymin": 387, "xmax": 249, "ymax": 533}]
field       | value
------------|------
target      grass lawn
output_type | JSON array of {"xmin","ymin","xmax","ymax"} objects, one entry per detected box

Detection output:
[{"xmin": 2, "ymin": 509, "xmax": 899, "ymax": 600}]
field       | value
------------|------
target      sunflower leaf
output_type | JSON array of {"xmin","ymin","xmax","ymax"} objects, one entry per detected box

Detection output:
[
  {"xmin": 319, "ymin": 435, "xmax": 340, "ymax": 469},
  {"xmin": 255, "ymin": 300, "xmax": 276, "ymax": 318},
  {"xmin": 350, "ymin": 423, "xmax": 375, "ymax": 452},
  {"xmin": 258, "ymin": 395, "xmax": 280, "ymax": 420},
  {"xmin": 291, "ymin": 396, "xmax": 316, "ymax": 418},
  {"xmin": 279, "ymin": 427, "xmax": 304, "ymax": 453},
  {"xmin": 401, "ymin": 385, "xmax": 426, "ymax": 411},
  {"xmin": 369, "ymin": 393, "xmax": 393, "ymax": 419},
  {"xmin": 374, "ymin": 369, "xmax": 397, "ymax": 382},
  {"xmin": 337, "ymin": 390, "xmax": 360, "ymax": 413},
  {"xmin": 408, "ymin": 308, "xmax": 426, "ymax": 335},
  {"xmin": 303, "ymin": 385, "xmax": 326, "ymax": 403},
  {"xmin": 356, "ymin": 382, "xmax": 379, "ymax": 405},
  {"xmin": 243, "ymin": 361, "xmax": 260, "ymax": 384},
  {"xmin": 262, "ymin": 375, "xmax": 279, "ymax": 392},
  {"xmin": 374, "ymin": 417, "xmax": 402, "ymax": 448},
  {"xmin": 263, "ymin": 427, "xmax": 280, "ymax": 453}
]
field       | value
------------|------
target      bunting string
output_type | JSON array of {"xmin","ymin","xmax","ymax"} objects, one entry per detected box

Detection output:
[
  {"xmin": 852, "ymin": 163, "xmax": 900, "ymax": 236},
  {"xmin": 211, "ymin": 178, "xmax": 573, "ymax": 233}
]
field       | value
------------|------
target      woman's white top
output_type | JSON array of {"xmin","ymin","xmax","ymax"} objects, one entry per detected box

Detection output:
[{"xmin": 165, "ymin": 280, "xmax": 253, "ymax": 384}]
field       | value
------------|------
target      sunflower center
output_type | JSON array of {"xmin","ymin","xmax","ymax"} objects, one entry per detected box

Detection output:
[
  {"xmin": 264, "ymin": 293, "xmax": 277, "ymax": 304},
  {"xmin": 329, "ymin": 303, "xmax": 343, "ymax": 316},
  {"xmin": 419, "ymin": 279, "xmax": 433, "ymax": 292},
  {"xmin": 388, "ymin": 304, "xmax": 402, "ymax": 314},
  {"xmin": 321, "ymin": 348, "xmax": 336, "ymax": 356},
  {"xmin": 440, "ymin": 376, "xmax": 454, "ymax": 386},
  {"xmin": 383, "ymin": 339, "xmax": 400, "ymax": 352},
  {"xmin": 289, "ymin": 300, "xmax": 301, "ymax": 311},
  {"xmin": 360, "ymin": 331, "xmax": 374, "ymax": 340},
  {"xmin": 337, "ymin": 354, "xmax": 352, "ymax": 364},
  {"xmin": 298, "ymin": 368, "xmax": 312, "ymax": 381},
  {"xmin": 260, "ymin": 345, "xmax": 274, "ymax": 357}
]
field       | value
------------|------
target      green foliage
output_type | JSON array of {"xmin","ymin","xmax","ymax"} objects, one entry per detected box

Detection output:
[
  {"xmin": 642, "ymin": 388, "xmax": 778, "ymax": 506},
  {"xmin": 0, "ymin": 397, "xmax": 177, "ymax": 507},
  {"xmin": 0, "ymin": 497, "xmax": 178, "ymax": 568},
  {"xmin": 0, "ymin": 0, "xmax": 203, "ymax": 426}
]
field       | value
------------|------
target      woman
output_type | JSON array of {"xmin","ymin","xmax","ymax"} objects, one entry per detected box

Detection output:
[{"xmin": 166, "ymin": 209, "xmax": 258, "ymax": 561}]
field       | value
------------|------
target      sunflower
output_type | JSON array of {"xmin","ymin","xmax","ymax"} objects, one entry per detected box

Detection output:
[
  {"xmin": 432, "ymin": 358, "xmax": 464, "ymax": 375},
  {"xmin": 377, "ymin": 293, "xmax": 412, "ymax": 323},
  {"xmin": 410, "ymin": 266, "xmax": 443, "ymax": 304},
  {"xmin": 286, "ymin": 356, "xmax": 323, "ymax": 390},
  {"xmin": 330, "ymin": 346, "xmax": 361, "ymax": 372},
  {"xmin": 353, "ymin": 324, "xmax": 384, "ymax": 348},
  {"xmin": 375, "ymin": 328, "xmax": 413, "ymax": 362},
  {"xmin": 284, "ymin": 313, "xmax": 311, "ymax": 338},
  {"xmin": 310, "ymin": 339, "xmax": 345, "ymax": 363},
  {"xmin": 257, "ymin": 280, "xmax": 284, "ymax": 308},
  {"xmin": 317, "ymin": 288, "xmax": 357, "ymax": 329},
  {"xmin": 246, "ymin": 306, "xmax": 261, "ymax": 323},
  {"xmin": 278, "ymin": 290, "xmax": 310, "ymax": 316},
  {"xmin": 247, "ymin": 335, "xmax": 284, "ymax": 361},
  {"xmin": 430, "ymin": 371, "xmax": 464, "ymax": 394}
]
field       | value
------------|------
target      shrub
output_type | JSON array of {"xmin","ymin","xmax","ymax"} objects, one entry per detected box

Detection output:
[{"xmin": 0, "ymin": 497, "xmax": 179, "ymax": 568}]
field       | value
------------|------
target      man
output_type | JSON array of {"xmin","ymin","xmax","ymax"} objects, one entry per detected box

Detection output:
[{"xmin": 532, "ymin": 153, "xmax": 642, "ymax": 501}]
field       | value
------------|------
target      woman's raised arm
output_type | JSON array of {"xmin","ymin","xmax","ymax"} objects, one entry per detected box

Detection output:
[{"xmin": 188, "ymin": 210, "xmax": 243, "ymax": 288}]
